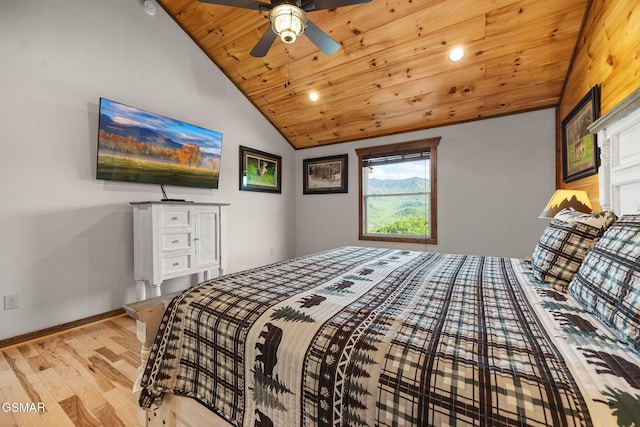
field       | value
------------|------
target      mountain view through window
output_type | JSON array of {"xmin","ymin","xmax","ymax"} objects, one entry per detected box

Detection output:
[
  {"xmin": 364, "ymin": 158, "xmax": 430, "ymax": 237},
  {"xmin": 357, "ymin": 138, "xmax": 439, "ymax": 245}
]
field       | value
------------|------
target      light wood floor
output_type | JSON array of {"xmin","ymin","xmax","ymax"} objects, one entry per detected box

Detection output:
[{"xmin": 0, "ymin": 314, "xmax": 141, "ymax": 427}]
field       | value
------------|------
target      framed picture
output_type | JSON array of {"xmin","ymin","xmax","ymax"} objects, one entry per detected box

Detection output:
[
  {"xmin": 562, "ymin": 85, "xmax": 600, "ymax": 183},
  {"xmin": 239, "ymin": 146, "xmax": 281, "ymax": 193},
  {"xmin": 303, "ymin": 154, "xmax": 348, "ymax": 194}
]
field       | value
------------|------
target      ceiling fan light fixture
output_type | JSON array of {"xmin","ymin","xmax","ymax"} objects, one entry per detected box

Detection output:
[{"xmin": 271, "ymin": 4, "xmax": 307, "ymax": 44}]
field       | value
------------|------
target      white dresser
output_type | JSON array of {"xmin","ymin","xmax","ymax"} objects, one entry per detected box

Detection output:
[{"xmin": 131, "ymin": 201, "xmax": 229, "ymax": 299}]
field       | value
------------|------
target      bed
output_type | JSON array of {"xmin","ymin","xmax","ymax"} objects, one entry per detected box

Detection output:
[{"xmin": 127, "ymin": 88, "xmax": 640, "ymax": 427}]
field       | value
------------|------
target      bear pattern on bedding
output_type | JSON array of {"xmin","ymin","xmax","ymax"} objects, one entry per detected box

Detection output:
[{"xmin": 139, "ymin": 247, "xmax": 640, "ymax": 427}]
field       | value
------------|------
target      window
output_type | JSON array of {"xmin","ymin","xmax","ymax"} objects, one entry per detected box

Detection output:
[{"xmin": 356, "ymin": 138, "xmax": 439, "ymax": 244}]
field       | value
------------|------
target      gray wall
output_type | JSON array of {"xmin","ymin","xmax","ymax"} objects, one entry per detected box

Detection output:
[
  {"xmin": 295, "ymin": 109, "xmax": 556, "ymax": 258},
  {"xmin": 0, "ymin": 0, "xmax": 295, "ymax": 340}
]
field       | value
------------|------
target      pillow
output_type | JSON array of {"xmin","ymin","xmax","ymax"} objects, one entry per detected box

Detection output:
[
  {"xmin": 531, "ymin": 209, "xmax": 617, "ymax": 292},
  {"xmin": 568, "ymin": 214, "xmax": 640, "ymax": 350},
  {"xmin": 611, "ymin": 275, "xmax": 640, "ymax": 351},
  {"xmin": 553, "ymin": 208, "xmax": 617, "ymax": 228}
]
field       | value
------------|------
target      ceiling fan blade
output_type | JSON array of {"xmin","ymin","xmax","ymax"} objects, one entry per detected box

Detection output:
[
  {"xmin": 198, "ymin": 0, "xmax": 267, "ymax": 11},
  {"xmin": 250, "ymin": 28, "xmax": 278, "ymax": 57},
  {"xmin": 305, "ymin": 20, "xmax": 340, "ymax": 55},
  {"xmin": 302, "ymin": 0, "xmax": 371, "ymax": 11}
]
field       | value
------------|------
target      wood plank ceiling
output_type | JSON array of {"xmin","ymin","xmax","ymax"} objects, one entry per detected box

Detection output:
[{"xmin": 157, "ymin": 0, "xmax": 589, "ymax": 149}]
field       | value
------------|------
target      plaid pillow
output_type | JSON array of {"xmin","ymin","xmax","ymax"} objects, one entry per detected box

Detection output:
[
  {"xmin": 568, "ymin": 214, "xmax": 640, "ymax": 351},
  {"xmin": 531, "ymin": 209, "xmax": 617, "ymax": 292}
]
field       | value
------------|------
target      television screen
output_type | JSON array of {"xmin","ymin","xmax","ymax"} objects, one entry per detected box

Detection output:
[{"xmin": 96, "ymin": 98, "xmax": 222, "ymax": 189}]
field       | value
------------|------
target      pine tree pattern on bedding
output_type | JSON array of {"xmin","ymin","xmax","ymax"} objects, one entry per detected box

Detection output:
[{"xmin": 139, "ymin": 247, "xmax": 640, "ymax": 427}]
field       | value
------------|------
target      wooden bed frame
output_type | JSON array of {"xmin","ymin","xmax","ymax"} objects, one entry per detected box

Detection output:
[
  {"xmin": 124, "ymin": 292, "xmax": 233, "ymax": 427},
  {"xmin": 125, "ymin": 88, "xmax": 640, "ymax": 427}
]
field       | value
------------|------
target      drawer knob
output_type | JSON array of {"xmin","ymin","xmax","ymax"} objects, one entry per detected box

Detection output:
[
  {"xmin": 172, "ymin": 240, "xmax": 179, "ymax": 244},
  {"xmin": 193, "ymin": 237, "xmax": 200, "ymax": 241},
  {"xmin": 173, "ymin": 262, "xmax": 179, "ymax": 267},
  {"xmin": 171, "ymin": 216, "xmax": 178, "ymax": 221}
]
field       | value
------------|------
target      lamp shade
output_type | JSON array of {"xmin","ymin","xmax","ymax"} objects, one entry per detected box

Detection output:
[
  {"xmin": 271, "ymin": 4, "xmax": 307, "ymax": 44},
  {"xmin": 539, "ymin": 189, "xmax": 592, "ymax": 218}
]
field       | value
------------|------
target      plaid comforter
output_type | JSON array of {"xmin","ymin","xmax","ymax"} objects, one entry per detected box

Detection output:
[{"xmin": 139, "ymin": 247, "xmax": 640, "ymax": 426}]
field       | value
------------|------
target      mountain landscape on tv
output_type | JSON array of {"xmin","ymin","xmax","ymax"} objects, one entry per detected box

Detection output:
[
  {"xmin": 99, "ymin": 114, "xmax": 186, "ymax": 151},
  {"xmin": 96, "ymin": 98, "xmax": 222, "ymax": 189}
]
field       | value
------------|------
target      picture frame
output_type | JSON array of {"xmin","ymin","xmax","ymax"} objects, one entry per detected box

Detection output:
[
  {"xmin": 239, "ymin": 146, "xmax": 281, "ymax": 193},
  {"xmin": 303, "ymin": 154, "xmax": 348, "ymax": 194},
  {"xmin": 562, "ymin": 85, "xmax": 600, "ymax": 183}
]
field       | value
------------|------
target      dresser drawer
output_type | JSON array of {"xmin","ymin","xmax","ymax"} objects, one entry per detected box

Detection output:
[
  {"xmin": 162, "ymin": 232, "xmax": 191, "ymax": 252},
  {"xmin": 162, "ymin": 209, "xmax": 191, "ymax": 227},
  {"xmin": 162, "ymin": 254, "xmax": 192, "ymax": 276}
]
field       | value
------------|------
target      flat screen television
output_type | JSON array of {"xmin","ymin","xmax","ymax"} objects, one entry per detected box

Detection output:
[{"xmin": 96, "ymin": 98, "xmax": 222, "ymax": 189}]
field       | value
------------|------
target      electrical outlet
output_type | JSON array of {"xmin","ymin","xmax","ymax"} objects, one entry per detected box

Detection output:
[{"xmin": 4, "ymin": 294, "xmax": 19, "ymax": 310}]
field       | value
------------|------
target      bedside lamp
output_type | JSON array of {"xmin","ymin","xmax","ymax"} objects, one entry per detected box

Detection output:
[{"xmin": 539, "ymin": 189, "xmax": 592, "ymax": 218}]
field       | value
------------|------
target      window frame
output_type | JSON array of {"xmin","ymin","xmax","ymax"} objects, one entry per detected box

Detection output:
[{"xmin": 356, "ymin": 137, "xmax": 439, "ymax": 245}]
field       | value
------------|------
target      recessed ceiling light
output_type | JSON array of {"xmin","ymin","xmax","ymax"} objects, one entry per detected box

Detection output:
[
  {"xmin": 309, "ymin": 91, "xmax": 319, "ymax": 102},
  {"xmin": 449, "ymin": 47, "xmax": 465, "ymax": 62}
]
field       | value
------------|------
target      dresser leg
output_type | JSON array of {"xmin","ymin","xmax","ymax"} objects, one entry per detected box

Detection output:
[
  {"xmin": 149, "ymin": 284, "xmax": 162, "ymax": 298},
  {"xmin": 136, "ymin": 281, "xmax": 147, "ymax": 300}
]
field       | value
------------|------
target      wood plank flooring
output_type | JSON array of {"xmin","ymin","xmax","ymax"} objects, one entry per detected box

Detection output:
[{"xmin": 0, "ymin": 315, "xmax": 141, "ymax": 427}]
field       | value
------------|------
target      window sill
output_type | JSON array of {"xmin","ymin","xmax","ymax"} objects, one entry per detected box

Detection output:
[{"xmin": 359, "ymin": 234, "xmax": 437, "ymax": 245}]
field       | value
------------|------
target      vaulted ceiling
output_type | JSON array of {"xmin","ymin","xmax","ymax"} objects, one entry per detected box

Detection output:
[{"xmin": 156, "ymin": 0, "xmax": 589, "ymax": 149}]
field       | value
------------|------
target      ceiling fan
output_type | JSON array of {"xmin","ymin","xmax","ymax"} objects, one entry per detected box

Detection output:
[{"xmin": 198, "ymin": 0, "xmax": 371, "ymax": 57}]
